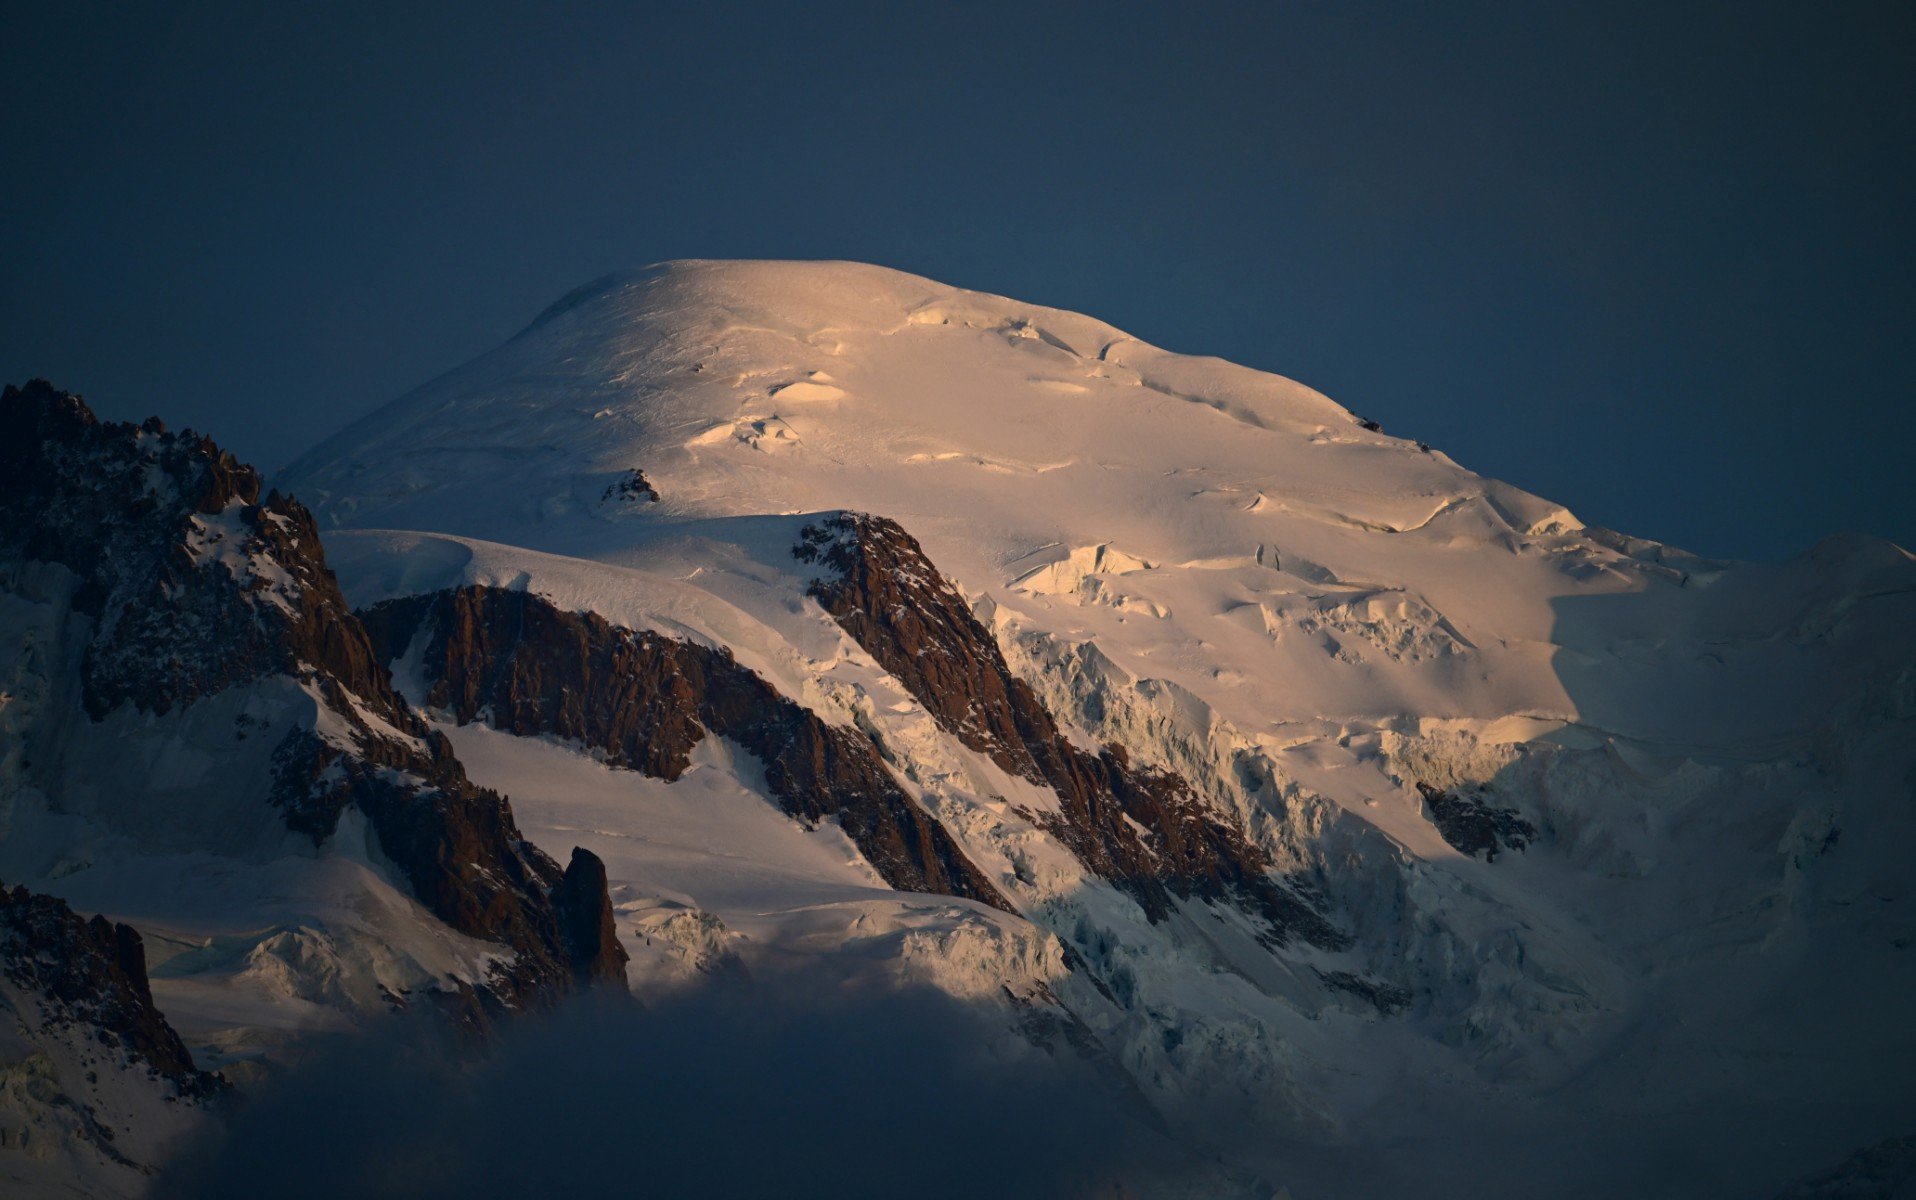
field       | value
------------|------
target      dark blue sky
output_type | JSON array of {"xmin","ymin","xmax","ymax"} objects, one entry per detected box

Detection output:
[{"xmin": 5, "ymin": 2, "xmax": 1911, "ymax": 559}]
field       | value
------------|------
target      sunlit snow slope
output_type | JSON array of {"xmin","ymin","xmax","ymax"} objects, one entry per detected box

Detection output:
[{"xmin": 284, "ymin": 260, "xmax": 1916, "ymax": 1199}]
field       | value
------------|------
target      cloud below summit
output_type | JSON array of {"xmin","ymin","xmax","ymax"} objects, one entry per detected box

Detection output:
[{"xmin": 168, "ymin": 978, "xmax": 1182, "ymax": 1200}]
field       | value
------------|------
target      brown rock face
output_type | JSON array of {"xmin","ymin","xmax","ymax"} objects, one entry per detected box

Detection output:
[
  {"xmin": 0, "ymin": 381, "xmax": 395, "ymax": 720},
  {"xmin": 265, "ymin": 726, "xmax": 632, "ymax": 1006},
  {"xmin": 1416, "ymin": 782, "xmax": 1534, "ymax": 862},
  {"xmin": 0, "ymin": 380, "xmax": 627, "ymax": 1009},
  {"xmin": 0, "ymin": 880, "xmax": 223, "ymax": 1097},
  {"xmin": 358, "ymin": 586, "xmax": 1014, "ymax": 913},
  {"xmin": 550, "ymin": 848, "xmax": 628, "ymax": 988},
  {"xmin": 796, "ymin": 513, "xmax": 1347, "ymax": 950}
]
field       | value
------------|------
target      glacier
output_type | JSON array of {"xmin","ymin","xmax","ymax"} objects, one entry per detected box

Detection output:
[{"xmin": 2, "ymin": 259, "xmax": 1911, "ymax": 1197}]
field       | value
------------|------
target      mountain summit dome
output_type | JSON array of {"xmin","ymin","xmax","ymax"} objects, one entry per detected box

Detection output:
[{"xmin": 246, "ymin": 260, "xmax": 1916, "ymax": 1196}]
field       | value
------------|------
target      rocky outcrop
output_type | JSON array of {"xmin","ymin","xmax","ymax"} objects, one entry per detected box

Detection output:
[
  {"xmin": 0, "ymin": 381, "xmax": 626, "ymax": 1008},
  {"xmin": 358, "ymin": 586, "xmax": 1014, "ymax": 912},
  {"xmin": 265, "ymin": 728, "xmax": 628, "ymax": 1005},
  {"xmin": 0, "ymin": 881, "xmax": 221, "ymax": 1099},
  {"xmin": 1317, "ymin": 968, "xmax": 1412, "ymax": 1015},
  {"xmin": 0, "ymin": 381, "xmax": 390, "ymax": 720},
  {"xmin": 1415, "ymin": 781, "xmax": 1534, "ymax": 862},
  {"xmin": 794, "ymin": 513, "xmax": 1347, "ymax": 950},
  {"xmin": 600, "ymin": 467, "xmax": 659, "ymax": 505},
  {"xmin": 550, "ymin": 849, "xmax": 628, "ymax": 988}
]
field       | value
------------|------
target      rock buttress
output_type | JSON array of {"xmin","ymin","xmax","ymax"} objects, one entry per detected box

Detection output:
[
  {"xmin": 359, "ymin": 585, "xmax": 1015, "ymax": 914},
  {"xmin": 795, "ymin": 512, "xmax": 1346, "ymax": 950}
]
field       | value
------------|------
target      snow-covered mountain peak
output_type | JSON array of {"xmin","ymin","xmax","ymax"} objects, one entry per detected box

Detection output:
[
  {"xmin": 7, "ymin": 261, "xmax": 1914, "ymax": 1197},
  {"xmin": 283, "ymin": 258, "xmax": 1439, "ymax": 558},
  {"xmin": 284, "ymin": 260, "xmax": 1758, "ymax": 741},
  {"xmin": 519, "ymin": 258, "xmax": 1143, "ymax": 358}
]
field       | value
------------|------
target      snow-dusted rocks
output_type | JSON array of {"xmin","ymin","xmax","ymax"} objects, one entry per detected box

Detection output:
[
  {"xmin": 0, "ymin": 382, "xmax": 628, "ymax": 1188},
  {"xmin": 796, "ymin": 511, "xmax": 1347, "ymax": 950},
  {"xmin": 0, "ymin": 880, "xmax": 220, "ymax": 1197},
  {"xmin": 274, "ymin": 260, "xmax": 1916, "ymax": 1197},
  {"xmin": 1413, "ymin": 781, "xmax": 1534, "ymax": 861},
  {"xmin": 5, "ymin": 256, "xmax": 1914, "ymax": 1196},
  {"xmin": 357, "ymin": 582, "xmax": 1011, "ymax": 910}
]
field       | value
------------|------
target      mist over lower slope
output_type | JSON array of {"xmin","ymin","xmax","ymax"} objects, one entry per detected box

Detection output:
[
  {"xmin": 168, "ymin": 980, "xmax": 1175, "ymax": 1200},
  {"xmin": 272, "ymin": 260, "xmax": 1916, "ymax": 1196},
  {"xmin": 3, "ymin": 260, "xmax": 1912, "ymax": 1197}
]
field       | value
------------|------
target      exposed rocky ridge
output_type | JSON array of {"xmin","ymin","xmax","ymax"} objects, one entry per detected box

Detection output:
[
  {"xmin": 1415, "ymin": 781, "xmax": 1535, "ymax": 862},
  {"xmin": 0, "ymin": 881, "xmax": 221, "ymax": 1100},
  {"xmin": 600, "ymin": 467, "xmax": 659, "ymax": 505},
  {"xmin": 243, "ymin": 259, "xmax": 1916, "ymax": 1198},
  {"xmin": 265, "ymin": 727, "xmax": 627, "ymax": 1007},
  {"xmin": 0, "ymin": 381, "xmax": 384, "ymax": 720},
  {"xmin": 794, "ymin": 513, "xmax": 1347, "ymax": 950},
  {"xmin": 0, "ymin": 881, "xmax": 221, "ymax": 1193},
  {"xmin": 357, "ymin": 585, "xmax": 1014, "ymax": 911},
  {"xmin": 0, "ymin": 381, "xmax": 626, "ymax": 1008}
]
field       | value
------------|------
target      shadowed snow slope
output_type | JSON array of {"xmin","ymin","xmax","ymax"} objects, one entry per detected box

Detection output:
[{"xmin": 274, "ymin": 260, "xmax": 1916, "ymax": 1200}]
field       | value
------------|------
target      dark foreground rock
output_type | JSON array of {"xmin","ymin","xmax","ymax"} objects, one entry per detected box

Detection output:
[
  {"xmin": 0, "ymin": 381, "xmax": 626, "ymax": 1010},
  {"xmin": 0, "ymin": 881, "xmax": 222, "ymax": 1100}
]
